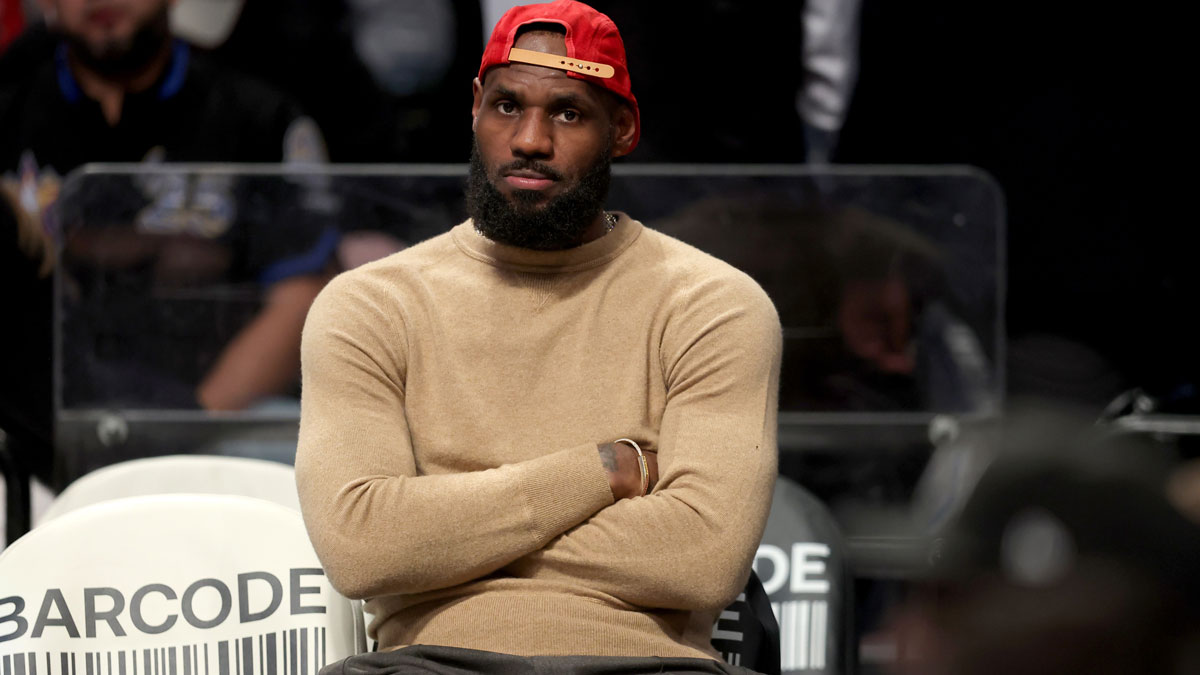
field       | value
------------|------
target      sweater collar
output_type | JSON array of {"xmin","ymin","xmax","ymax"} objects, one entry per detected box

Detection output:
[{"xmin": 453, "ymin": 212, "xmax": 641, "ymax": 273}]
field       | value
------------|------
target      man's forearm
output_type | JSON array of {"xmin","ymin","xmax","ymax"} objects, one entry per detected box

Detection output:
[
  {"xmin": 197, "ymin": 274, "xmax": 328, "ymax": 410},
  {"xmin": 297, "ymin": 439, "xmax": 616, "ymax": 600},
  {"xmin": 298, "ymin": 279, "xmax": 619, "ymax": 599},
  {"xmin": 505, "ymin": 419, "xmax": 777, "ymax": 611},
  {"xmin": 302, "ymin": 437, "xmax": 660, "ymax": 600},
  {"xmin": 505, "ymin": 278, "xmax": 783, "ymax": 612}
]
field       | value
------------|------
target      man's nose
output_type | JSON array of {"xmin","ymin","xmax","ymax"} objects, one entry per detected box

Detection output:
[{"xmin": 510, "ymin": 112, "xmax": 553, "ymax": 158}]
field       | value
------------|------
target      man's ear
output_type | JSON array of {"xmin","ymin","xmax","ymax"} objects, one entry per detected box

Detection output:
[
  {"xmin": 471, "ymin": 78, "xmax": 484, "ymax": 132},
  {"xmin": 611, "ymin": 105, "xmax": 637, "ymax": 158}
]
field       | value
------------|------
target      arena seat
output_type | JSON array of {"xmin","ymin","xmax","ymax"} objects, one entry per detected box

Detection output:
[
  {"xmin": 711, "ymin": 569, "xmax": 782, "ymax": 675},
  {"xmin": 0, "ymin": 494, "xmax": 367, "ymax": 670},
  {"xmin": 0, "ymin": 431, "xmax": 30, "ymax": 548},
  {"xmin": 754, "ymin": 476, "xmax": 854, "ymax": 674},
  {"xmin": 38, "ymin": 455, "xmax": 300, "ymax": 525}
]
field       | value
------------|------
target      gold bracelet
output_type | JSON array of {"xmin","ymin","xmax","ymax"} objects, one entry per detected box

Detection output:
[{"xmin": 614, "ymin": 438, "xmax": 650, "ymax": 496}]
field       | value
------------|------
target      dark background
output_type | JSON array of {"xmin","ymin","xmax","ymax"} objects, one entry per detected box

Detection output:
[{"xmin": 836, "ymin": 1, "xmax": 1185, "ymax": 407}]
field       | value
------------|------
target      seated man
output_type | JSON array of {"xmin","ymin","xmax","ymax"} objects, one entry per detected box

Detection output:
[{"xmin": 295, "ymin": 2, "xmax": 782, "ymax": 673}]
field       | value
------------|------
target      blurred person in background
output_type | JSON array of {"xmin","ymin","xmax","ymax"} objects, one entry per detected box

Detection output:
[
  {"xmin": 0, "ymin": 0, "xmax": 329, "ymax": 173},
  {"xmin": 654, "ymin": 197, "xmax": 994, "ymax": 414},
  {"xmin": 1, "ymin": 180, "xmax": 54, "ymax": 492},
  {"xmin": 837, "ymin": 1, "xmax": 1181, "ymax": 411},
  {"xmin": 886, "ymin": 419, "xmax": 1200, "ymax": 674},
  {"xmin": 210, "ymin": 0, "xmax": 862, "ymax": 165},
  {"xmin": 0, "ymin": 0, "xmax": 337, "ymax": 490},
  {"xmin": 583, "ymin": 0, "xmax": 861, "ymax": 163},
  {"xmin": 193, "ymin": 0, "xmax": 484, "ymax": 265},
  {"xmin": 202, "ymin": 0, "xmax": 482, "ymax": 163}
]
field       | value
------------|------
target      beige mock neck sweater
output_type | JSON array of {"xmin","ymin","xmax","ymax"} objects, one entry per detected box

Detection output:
[{"xmin": 296, "ymin": 214, "xmax": 781, "ymax": 660}]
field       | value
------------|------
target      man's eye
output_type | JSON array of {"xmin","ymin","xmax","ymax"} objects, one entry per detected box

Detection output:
[
  {"xmin": 497, "ymin": 101, "xmax": 517, "ymax": 114},
  {"xmin": 557, "ymin": 110, "xmax": 580, "ymax": 122}
]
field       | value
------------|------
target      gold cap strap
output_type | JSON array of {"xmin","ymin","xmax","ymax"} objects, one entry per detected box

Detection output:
[{"xmin": 508, "ymin": 47, "xmax": 615, "ymax": 79}]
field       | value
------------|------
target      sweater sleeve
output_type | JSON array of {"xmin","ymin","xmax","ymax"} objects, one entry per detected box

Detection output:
[
  {"xmin": 295, "ymin": 273, "xmax": 615, "ymax": 600},
  {"xmin": 505, "ymin": 273, "xmax": 783, "ymax": 612}
]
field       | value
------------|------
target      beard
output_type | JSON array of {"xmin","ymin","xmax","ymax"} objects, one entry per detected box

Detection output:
[
  {"xmin": 466, "ymin": 135, "xmax": 613, "ymax": 251},
  {"xmin": 61, "ymin": 4, "xmax": 172, "ymax": 80}
]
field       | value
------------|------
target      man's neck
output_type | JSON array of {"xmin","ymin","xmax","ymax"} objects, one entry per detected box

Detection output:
[
  {"xmin": 68, "ymin": 41, "xmax": 174, "ymax": 127},
  {"xmin": 578, "ymin": 210, "xmax": 614, "ymax": 245}
]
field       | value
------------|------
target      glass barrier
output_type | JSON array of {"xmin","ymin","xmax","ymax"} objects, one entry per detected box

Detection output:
[{"xmin": 52, "ymin": 164, "xmax": 1004, "ymax": 514}]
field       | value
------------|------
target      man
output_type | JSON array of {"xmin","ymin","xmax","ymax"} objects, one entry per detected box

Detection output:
[
  {"xmin": 296, "ymin": 2, "xmax": 781, "ymax": 673},
  {"xmin": 0, "ymin": 0, "xmax": 335, "ymax": 476}
]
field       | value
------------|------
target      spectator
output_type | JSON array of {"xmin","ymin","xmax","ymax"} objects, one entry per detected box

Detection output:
[
  {"xmin": 889, "ymin": 423, "xmax": 1200, "ymax": 674},
  {"xmin": 0, "ymin": 179, "xmax": 53, "ymax": 487},
  {"xmin": 0, "ymin": 0, "xmax": 336, "ymax": 488},
  {"xmin": 585, "ymin": 0, "xmax": 862, "ymax": 163},
  {"xmin": 206, "ymin": 0, "xmax": 483, "ymax": 162},
  {"xmin": 836, "ymin": 1, "xmax": 1177, "ymax": 405}
]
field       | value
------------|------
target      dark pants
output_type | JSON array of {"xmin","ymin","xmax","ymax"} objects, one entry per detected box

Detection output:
[{"xmin": 322, "ymin": 645, "xmax": 764, "ymax": 675}]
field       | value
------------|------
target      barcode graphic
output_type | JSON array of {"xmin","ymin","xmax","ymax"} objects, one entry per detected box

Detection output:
[
  {"xmin": 2, "ymin": 628, "xmax": 328, "ymax": 675},
  {"xmin": 773, "ymin": 600, "xmax": 827, "ymax": 671},
  {"xmin": 711, "ymin": 591, "xmax": 747, "ymax": 667}
]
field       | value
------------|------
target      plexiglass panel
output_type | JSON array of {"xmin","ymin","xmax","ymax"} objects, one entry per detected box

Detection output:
[{"xmin": 52, "ymin": 164, "xmax": 1003, "ymax": 490}]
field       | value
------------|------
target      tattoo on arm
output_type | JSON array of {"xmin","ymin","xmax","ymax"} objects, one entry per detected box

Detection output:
[{"xmin": 597, "ymin": 443, "xmax": 619, "ymax": 472}]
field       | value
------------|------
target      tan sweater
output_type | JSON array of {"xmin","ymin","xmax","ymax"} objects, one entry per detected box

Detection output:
[{"xmin": 296, "ymin": 214, "xmax": 782, "ymax": 660}]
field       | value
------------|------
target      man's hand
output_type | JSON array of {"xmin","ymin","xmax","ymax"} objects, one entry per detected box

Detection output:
[
  {"xmin": 598, "ymin": 441, "xmax": 659, "ymax": 500},
  {"xmin": 1, "ymin": 182, "xmax": 54, "ymax": 278}
]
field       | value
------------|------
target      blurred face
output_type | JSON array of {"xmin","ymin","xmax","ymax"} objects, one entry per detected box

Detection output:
[
  {"xmin": 467, "ymin": 30, "xmax": 635, "ymax": 250},
  {"xmin": 45, "ymin": 0, "xmax": 172, "ymax": 75}
]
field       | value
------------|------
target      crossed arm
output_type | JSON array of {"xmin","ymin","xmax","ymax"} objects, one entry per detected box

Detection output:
[{"xmin": 295, "ymin": 273, "xmax": 781, "ymax": 610}]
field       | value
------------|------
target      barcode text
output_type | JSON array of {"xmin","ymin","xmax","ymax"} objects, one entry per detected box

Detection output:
[{"xmin": 3, "ymin": 628, "xmax": 328, "ymax": 675}]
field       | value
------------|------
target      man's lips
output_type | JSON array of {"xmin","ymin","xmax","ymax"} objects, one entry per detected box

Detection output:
[{"xmin": 503, "ymin": 170, "xmax": 556, "ymax": 190}]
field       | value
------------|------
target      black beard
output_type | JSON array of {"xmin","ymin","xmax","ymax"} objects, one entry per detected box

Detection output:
[
  {"xmin": 61, "ymin": 4, "xmax": 172, "ymax": 80},
  {"xmin": 466, "ymin": 135, "xmax": 613, "ymax": 251}
]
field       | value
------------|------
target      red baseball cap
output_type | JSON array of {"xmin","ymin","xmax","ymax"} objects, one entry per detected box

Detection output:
[{"xmin": 478, "ymin": 0, "xmax": 640, "ymax": 152}]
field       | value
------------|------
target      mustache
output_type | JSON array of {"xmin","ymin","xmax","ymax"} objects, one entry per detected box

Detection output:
[{"xmin": 498, "ymin": 159, "xmax": 563, "ymax": 182}]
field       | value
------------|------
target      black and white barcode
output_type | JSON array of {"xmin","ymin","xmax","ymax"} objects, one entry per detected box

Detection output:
[
  {"xmin": 774, "ymin": 599, "xmax": 828, "ymax": 671},
  {"xmin": 2, "ymin": 628, "xmax": 329, "ymax": 675}
]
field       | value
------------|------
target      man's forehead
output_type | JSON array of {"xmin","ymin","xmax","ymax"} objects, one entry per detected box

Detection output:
[{"xmin": 482, "ymin": 61, "xmax": 607, "ymax": 104}]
